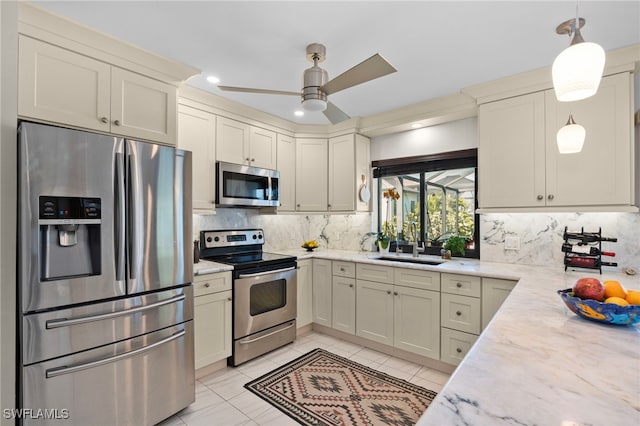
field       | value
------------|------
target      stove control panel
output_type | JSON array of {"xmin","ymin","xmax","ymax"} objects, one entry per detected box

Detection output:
[{"xmin": 201, "ymin": 229, "xmax": 264, "ymax": 249}]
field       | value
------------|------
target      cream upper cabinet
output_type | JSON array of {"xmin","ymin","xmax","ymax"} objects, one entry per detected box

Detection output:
[
  {"xmin": 177, "ymin": 104, "xmax": 216, "ymax": 211},
  {"xmin": 478, "ymin": 73, "xmax": 634, "ymax": 210},
  {"xmin": 276, "ymin": 134, "xmax": 296, "ymax": 211},
  {"xmin": 296, "ymin": 138, "xmax": 329, "ymax": 211},
  {"xmin": 216, "ymin": 117, "xmax": 276, "ymax": 169},
  {"xmin": 296, "ymin": 259, "xmax": 313, "ymax": 329},
  {"xmin": 328, "ymin": 134, "xmax": 356, "ymax": 211},
  {"xmin": 355, "ymin": 134, "xmax": 372, "ymax": 212},
  {"xmin": 18, "ymin": 35, "xmax": 177, "ymax": 145}
]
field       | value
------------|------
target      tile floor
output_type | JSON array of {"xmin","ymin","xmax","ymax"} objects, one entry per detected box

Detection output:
[{"xmin": 158, "ymin": 331, "xmax": 451, "ymax": 426}]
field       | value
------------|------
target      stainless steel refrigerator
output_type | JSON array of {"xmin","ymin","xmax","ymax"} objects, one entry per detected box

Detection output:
[{"xmin": 18, "ymin": 121, "xmax": 194, "ymax": 425}]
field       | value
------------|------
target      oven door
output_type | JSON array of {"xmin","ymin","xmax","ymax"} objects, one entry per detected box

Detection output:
[
  {"xmin": 234, "ymin": 265, "xmax": 296, "ymax": 338},
  {"xmin": 216, "ymin": 161, "xmax": 279, "ymax": 207}
]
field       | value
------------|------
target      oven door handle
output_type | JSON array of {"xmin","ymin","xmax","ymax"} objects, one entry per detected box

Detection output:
[
  {"xmin": 237, "ymin": 266, "xmax": 296, "ymax": 279},
  {"xmin": 237, "ymin": 322, "xmax": 295, "ymax": 345}
]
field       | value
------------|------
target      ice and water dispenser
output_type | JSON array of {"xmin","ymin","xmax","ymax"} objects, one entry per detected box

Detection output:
[{"xmin": 39, "ymin": 196, "xmax": 102, "ymax": 280}]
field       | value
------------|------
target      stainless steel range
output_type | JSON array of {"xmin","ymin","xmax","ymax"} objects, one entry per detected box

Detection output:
[{"xmin": 199, "ymin": 229, "xmax": 297, "ymax": 366}]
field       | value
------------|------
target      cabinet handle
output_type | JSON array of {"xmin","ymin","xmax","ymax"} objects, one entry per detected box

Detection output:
[
  {"xmin": 456, "ymin": 282, "xmax": 462, "ymax": 288},
  {"xmin": 113, "ymin": 119, "xmax": 121, "ymax": 126},
  {"xmin": 394, "ymin": 291, "xmax": 398, "ymax": 296},
  {"xmin": 537, "ymin": 195, "xmax": 543, "ymax": 201},
  {"xmin": 100, "ymin": 117, "xmax": 108, "ymax": 124},
  {"xmin": 387, "ymin": 290, "xmax": 391, "ymax": 295},
  {"xmin": 547, "ymin": 194, "xmax": 554, "ymax": 201},
  {"xmin": 456, "ymin": 347, "xmax": 462, "ymax": 353},
  {"xmin": 456, "ymin": 311, "xmax": 462, "ymax": 316},
  {"xmin": 204, "ymin": 283, "xmax": 210, "ymax": 288}
]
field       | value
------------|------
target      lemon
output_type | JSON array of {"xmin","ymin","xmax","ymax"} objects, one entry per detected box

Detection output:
[
  {"xmin": 603, "ymin": 280, "xmax": 627, "ymax": 299},
  {"xmin": 625, "ymin": 290, "xmax": 640, "ymax": 305},
  {"xmin": 604, "ymin": 296, "xmax": 630, "ymax": 306}
]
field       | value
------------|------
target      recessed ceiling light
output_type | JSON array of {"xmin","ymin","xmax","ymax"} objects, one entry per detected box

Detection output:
[
  {"xmin": 206, "ymin": 75, "xmax": 220, "ymax": 84},
  {"xmin": 294, "ymin": 110, "xmax": 304, "ymax": 117},
  {"xmin": 411, "ymin": 123, "xmax": 422, "ymax": 129}
]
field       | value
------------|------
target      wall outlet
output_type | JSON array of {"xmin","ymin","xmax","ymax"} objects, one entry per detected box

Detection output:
[{"xmin": 505, "ymin": 236, "xmax": 520, "ymax": 251}]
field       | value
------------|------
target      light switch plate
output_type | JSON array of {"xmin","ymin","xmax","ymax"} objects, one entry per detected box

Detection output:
[{"xmin": 505, "ymin": 236, "xmax": 520, "ymax": 250}]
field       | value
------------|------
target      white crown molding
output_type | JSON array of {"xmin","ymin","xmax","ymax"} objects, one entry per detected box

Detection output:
[
  {"xmin": 18, "ymin": 2, "xmax": 200, "ymax": 85},
  {"xmin": 463, "ymin": 44, "xmax": 640, "ymax": 105}
]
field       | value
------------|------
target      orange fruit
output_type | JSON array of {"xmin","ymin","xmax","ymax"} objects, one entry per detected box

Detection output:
[
  {"xmin": 605, "ymin": 296, "xmax": 630, "ymax": 306},
  {"xmin": 625, "ymin": 290, "xmax": 640, "ymax": 305},
  {"xmin": 603, "ymin": 280, "xmax": 627, "ymax": 299}
]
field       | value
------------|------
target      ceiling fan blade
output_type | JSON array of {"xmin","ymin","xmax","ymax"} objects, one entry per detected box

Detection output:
[
  {"xmin": 321, "ymin": 53, "xmax": 397, "ymax": 95},
  {"xmin": 323, "ymin": 102, "xmax": 350, "ymax": 124},
  {"xmin": 218, "ymin": 85, "xmax": 300, "ymax": 96}
]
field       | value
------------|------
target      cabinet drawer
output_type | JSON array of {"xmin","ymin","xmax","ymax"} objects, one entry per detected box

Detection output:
[
  {"xmin": 441, "ymin": 293, "xmax": 481, "ymax": 334},
  {"xmin": 394, "ymin": 268, "xmax": 440, "ymax": 291},
  {"xmin": 193, "ymin": 272, "xmax": 232, "ymax": 297},
  {"xmin": 333, "ymin": 261, "xmax": 356, "ymax": 278},
  {"xmin": 356, "ymin": 263, "xmax": 394, "ymax": 284},
  {"xmin": 441, "ymin": 327, "xmax": 478, "ymax": 366},
  {"xmin": 441, "ymin": 273, "xmax": 481, "ymax": 297}
]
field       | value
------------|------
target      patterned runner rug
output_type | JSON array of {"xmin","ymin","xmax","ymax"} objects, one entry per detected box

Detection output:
[{"xmin": 244, "ymin": 348, "xmax": 437, "ymax": 425}]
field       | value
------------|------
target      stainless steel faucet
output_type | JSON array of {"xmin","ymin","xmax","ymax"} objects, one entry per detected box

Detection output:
[{"xmin": 410, "ymin": 222, "xmax": 419, "ymax": 257}]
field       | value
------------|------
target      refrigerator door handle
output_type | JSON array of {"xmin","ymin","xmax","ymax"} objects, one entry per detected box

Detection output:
[
  {"xmin": 45, "ymin": 329, "xmax": 186, "ymax": 378},
  {"xmin": 45, "ymin": 294, "xmax": 186, "ymax": 329},
  {"xmin": 114, "ymin": 148, "xmax": 126, "ymax": 283}
]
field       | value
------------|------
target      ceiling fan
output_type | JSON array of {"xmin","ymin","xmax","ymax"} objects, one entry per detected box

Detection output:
[{"xmin": 217, "ymin": 43, "xmax": 397, "ymax": 124}]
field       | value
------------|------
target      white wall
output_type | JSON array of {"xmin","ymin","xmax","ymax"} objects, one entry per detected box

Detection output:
[
  {"xmin": 370, "ymin": 117, "xmax": 477, "ymax": 161},
  {"xmin": 1, "ymin": 1, "xmax": 18, "ymax": 424}
]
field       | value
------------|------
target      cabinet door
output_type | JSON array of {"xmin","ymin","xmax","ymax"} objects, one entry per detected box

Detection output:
[
  {"xmin": 296, "ymin": 138, "xmax": 328, "ymax": 211},
  {"xmin": 394, "ymin": 286, "xmax": 440, "ymax": 359},
  {"xmin": 18, "ymin": 35, "xmax": 111, "ymax": 132},
  {"xmin": 328, "ymin": 134, "xmax": 355, "ymax": 211},
  {"xmin": 355, "ymin": 134, "xmax": 371, "ymax": 212},
  {"xmin": 356, "ymin": 279, "xmax": 394, "ymax": 346},
  {"xmin": 249, "ymin": 127, "xmax": 277, "ymax": 169},
  {"xmin": 545, "ymin": 73, "xmax": 632, "ymax": 207},
  {"xmin": 296, "ymin": 259, "xmax": 313, "ymax": 328},
  {"xmin": 481, "ymin": 278, "xmax": 516, "ymax": 329},
  {"xmin": 178, "ymin": 105, "xmax": 216, "ymax": 210},
  {"xmin": 312, "ymin": 259, "xmax": 332, "ymax": 327},
  {"xmin": 216, "ymin": 117, "xmax": 249, "ymax": 165},
  {"xmin": 194, "ymin": 290, "xmax": 232, "ymax": 370},
  {"xmin": 111, "ymin": 67, "xmax": 177, "ymax": 145},
  {"xmin": 332, "ymin": 276, "xmax": 356, "ymax": 335},
  {"xmin": 276, "ymin": 134, "xmax": 296, "ymax": 211},
  {"xmin": 478, "ymin": 92, "xmax": 546, "ymax": 208}
]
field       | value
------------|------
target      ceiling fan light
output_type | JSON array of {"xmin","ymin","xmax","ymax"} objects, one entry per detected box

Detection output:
[
  {"xmin": 552, "ymin": 41, "xmax": 606, "ymax": 102},
  {"xmin": 557, "ymin": 116, "xmax": 585, "ymax": 154},
  {"xmin": 302, "ymin": 98, "xmax": 327, "ymax": 112}
]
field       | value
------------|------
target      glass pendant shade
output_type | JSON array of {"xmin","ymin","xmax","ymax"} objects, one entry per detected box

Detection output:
[
  {"xmin": 302, "ymin": 98, "xmax": 327, "ymax": 112},
  {"xmin": 557, "ymin": 115, "xmax": 585, "ymax": 154},
  {"xmin": 552, "ymin": 41, "xmax": 605, "ymax": 102}
]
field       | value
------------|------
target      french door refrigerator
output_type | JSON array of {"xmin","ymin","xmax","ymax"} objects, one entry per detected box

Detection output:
[{"xmin": 18, "ymin": 121, "xmax": 194, "ymax": 425}]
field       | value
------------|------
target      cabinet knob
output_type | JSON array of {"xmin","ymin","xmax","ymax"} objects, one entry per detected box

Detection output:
[
  {"xmin": 340, "ymin": 267, "xmax": 345, "ymax": 272},
  {"xmin": 456, "ymin": 347, "xmax": 462, "ymax": 354},
  {"xmin": 204, "ymin": 283, "xmax": 210, "ymax": 288},
  {"xmin": 296, "ymin": 204, "xmax": 301, "ymax": 208},
  {"xmin": 251, "ymin": 158, "xmax": 255, "ymax": 162},
  {"xmin": 456, "ymin": 311, "xmax": 462, "ymax": 316},
  {"xmin": 537, "ymin": 195, "xmax": 544, "ymax": 201},
  {"xmin": 227, "ymin": 297, "xmax": 232, "ymax": 301},
  {"xmin": 245, "ymin": 157, "xmax": 251, "ymax": 162},
  {"xmin": 387, "ymin": 290, "xmax": 391, "ymax": 295},
  {"xmin": 100, "ymin": 117, "xmax": 108, "ymax": 124},
  {"xmin": 547, "ymin": 194, "xmax": 554, "ymax": 200},
  {"xmin": 349, "ymin": 284, "xmax": 354, "ymax": 288},
  {"xmin": 328, "ymin": 204, "xmax": 331, "ymax": 208},
  {"xmin": 394, "ymin": 291, "xmax": 398, "ymax": 296},
  {"xmin": 456, "ymin": 282, "xmax": 462, "ymax": 288},
  {"xmin": 113, "ymin": 119, "xmax": 121, "ymax": 126}
]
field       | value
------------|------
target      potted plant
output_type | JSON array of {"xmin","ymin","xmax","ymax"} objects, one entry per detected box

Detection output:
[
  {"xmin": 376, "ymin": 232, "xmax": 391, "ymax": 254},
  {"xmin": 442, "ymin": 235, "xmax": 467, "ymax": 258}
]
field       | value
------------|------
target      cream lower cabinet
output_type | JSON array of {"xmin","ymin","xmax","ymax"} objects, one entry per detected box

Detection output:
[
  {"xmin": 193, "ymin": 272, "xmax": 232, "ymax": 370},
  {"xmin": 19, "ymin": 35, "xmax": 177, "ymax": 145},
  {"xmin": 440, "ymin": 273, "xmax": 481, "ymax": 365},
  {"xmin": 332, "ymin": 276, "xmax": 356, "ymax": 335},
  {"xmin": 481, "ymin": 278, "xmax": 517, "ymax": 329},
  {"xmin": 356, "ymin": 279, "xmax": 394, "ymax": 345},
  {"xmin": 296, "ymin": 259, "xmax": 313, "ymax": 329},
  {"xmin": 478, "ymin": 73, "xmax": 634, "ymax": 210},
  {"xmin": 312, "ymin": 259, "xmax": 332, "ymax": 327},
  {"xmin": 177, "ymin": 104, "xmax": 216, "ymax": 210}
]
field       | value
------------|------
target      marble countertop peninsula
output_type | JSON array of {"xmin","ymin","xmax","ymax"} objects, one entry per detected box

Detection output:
[{"xmin": 271, "ymin": 249, "xmax": 640, "ymax": 426}]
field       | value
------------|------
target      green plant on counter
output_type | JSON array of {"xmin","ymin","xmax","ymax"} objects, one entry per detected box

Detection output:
[
  {"xmin": 376, "ymin": 232, "xmax": 390, "ymax": 249},
  {"xmin": 443, "ymin": 235, "xmax": 467, "ymax": 256}
]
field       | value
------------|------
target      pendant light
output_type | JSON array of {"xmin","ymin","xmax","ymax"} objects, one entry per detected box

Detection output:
[
  {"xmin": 557, "ymin": 113, "xmax": 585, "ymax": 154},
  {"xmin": 552, "ymin": 11, "xmax": 605, "ymax": 102}
]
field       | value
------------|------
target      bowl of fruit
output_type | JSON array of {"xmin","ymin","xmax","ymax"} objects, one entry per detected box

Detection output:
[
  {"xmin": 558, "ymin": 277, "xmax": 640, "ymax": 325},
  {"xmin": 301, "ymin": 239, "xmax": 319, "ymax": 252}
]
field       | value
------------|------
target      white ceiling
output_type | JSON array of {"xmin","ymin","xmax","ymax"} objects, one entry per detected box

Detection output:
[{"xmin": 34, "ymin": 1, "xmax": 640, "ymax": 125}]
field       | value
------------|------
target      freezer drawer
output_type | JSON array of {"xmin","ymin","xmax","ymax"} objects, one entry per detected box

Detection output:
[{"xmin": 21, "ymin": 322, "xmax": 195, "ymax": 426}]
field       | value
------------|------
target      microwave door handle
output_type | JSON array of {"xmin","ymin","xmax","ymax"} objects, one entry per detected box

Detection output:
[{"xmin": 268, "ymin": 176, "xmax": 272, "ymax": 200}]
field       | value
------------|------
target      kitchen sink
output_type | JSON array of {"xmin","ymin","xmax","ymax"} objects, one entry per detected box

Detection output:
[{"xmin": 375, "ymin": 255, "xmax": 447, "ymax": 266}]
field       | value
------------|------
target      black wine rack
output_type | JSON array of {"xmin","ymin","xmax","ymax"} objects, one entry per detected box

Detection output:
[{"xmin": 562, "ymin": 226, "xmax": 618, "ymax": 274}]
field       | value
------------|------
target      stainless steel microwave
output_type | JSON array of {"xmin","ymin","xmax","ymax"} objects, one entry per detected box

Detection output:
[{"xmin": 216, "ymin": 161, "xmax": 280, "ymax": 207}]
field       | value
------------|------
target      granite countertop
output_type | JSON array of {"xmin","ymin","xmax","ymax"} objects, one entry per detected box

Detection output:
[{"xmin": 269, "ymin": 249, "xmax": 640, "ymax": 425}]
